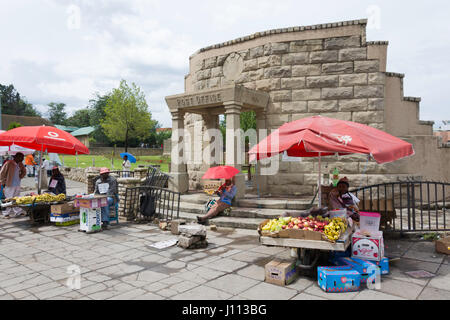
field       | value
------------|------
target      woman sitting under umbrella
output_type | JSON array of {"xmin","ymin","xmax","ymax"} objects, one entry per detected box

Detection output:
[
  {"xmin": 47, "ymin": 166, "xmax": 66, "ymax": 195},
  {"xmin": 197, "ymin": 176, "xmax": 237, "ymax": 224}
]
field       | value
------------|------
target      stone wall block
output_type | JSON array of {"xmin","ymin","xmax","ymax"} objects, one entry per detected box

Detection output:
[
  {"xmin": 264, "ymin": 66, "xmax": 291, "ymax": 78},
  {"xmin": 292, "ymin": 88, "xmax": 321, "ymax": 101},
  {"xmin": 196, "ymin": 69, "xmax": 211, "ymax": 81},
  {"xmin": 243, "ymin": 59, "xmax": 259, "ymax": 72},
  {"xmin": 258, "ymin": 55, "xmax": 281, "ymax": 68},
  {"xmin": 290, "ymin": 40, "xmax": 323, "ymax": 52},
  {"xmin": 255, "ymin": 79, "xmax": 281, "ymax": 91},
  {"xmin": 338, "ymin": 48, "xmax": 367, "ymax": 61},
  {"xmin": 352, "ymin": 111, "xmax": 384, "ymax": 124},
  {"xmin": 281, "ymin": 101, "xmax": 308, "ymax": 113},
  {"xmin": 322, "ymin": 62, "xmax": 353, "ymax": 74},
  {"xmin": 308, "ymin": 100, "xmax": 338, "ymax": 112},
  {"xmin": 354, "ymin": 85, "xmax": 384, "ymax": 98},
  {"xmin": 282, "ymin": 52, "xmax": 309, "ymax": 65},
  {"xmin": 324, "ymin": 36, "xmax": 360, "ymax": 50},
  {"xmin": 339, "ymin": 73, "xmax": 368, "ymax": 86},
  {"xmin": 204, "ymin": 57, "xmax": 217, "ymax": 69},
  {"xmin": 368, "ymin": 98, "xmax": 384, "ymax": 111},
  {"xmin": 368, "ymin": 72, "xmax": 385, "ymax": 85},
  {"xmin": 208, "ymin": 77, "xmax": 221, "ymax": 88},
  {"xmin": 270, "ymin": 42, "xmax": 290, "ymax": 54},
  {"xmin": 270, "ymin": 90, "xmax": 292, "ymax": 102},
  {"xmin": 354, "ymin": 60, "xmax": 380, "ymax": 73},
  {"xmin": 249, "ymin": 46, "xmax": 264, "ymax": 59},
  {"xmin": 211, "ymin": 66, "xmax": 223, "ymax": 79},
  {"xmin": 289, "ymin": 162, "xmax": 315, "ymax": 173},
  {"xmin": 339, "ymin": 99, "xmax": 368, "ymax": 112},
  {"xmin": 321, "ymin": 87, "xmax": 353, "ymax": 100},
  {"xmin": 217, "ymin": 55, "xmax": 227, "ymax": 66},
  {"xmin": 292, "ymin": 64, "xmax": 321, "ymax": 77},
  {"xmin": 306, "ymin": 75, "xmax": 339, "ymax": 88},
  {"xmin": 310, "ymin": 50, "xmax": 338, "ymax": 63},
  {"xmin": 317, "ymin": 112, "xmax": 352, "ymax": 121},
  {"xmin": 281, "ymin": 77, "xmax": 306, "ymax": 89}
]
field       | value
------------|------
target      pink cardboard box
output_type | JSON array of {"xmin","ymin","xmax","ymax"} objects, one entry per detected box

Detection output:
[
  {"xmin": 74, "ymin": 197, "xmax": 108, "ymax": 209},
  {"xmin": 351, "ymin": 230, "xmax": 384, "ymax": 262}
]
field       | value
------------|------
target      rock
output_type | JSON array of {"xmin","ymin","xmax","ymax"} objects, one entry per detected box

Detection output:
[
  {"xmin": 171, "ymin": 219, "xmax": 186, "ymax": 235},
  {"xmin": 178, "ymin": 224, "xmax": 207, "ymax": 237},
  {"xmin": 210, "ymin": 225, "xmax": 217, "ymax": 231}
]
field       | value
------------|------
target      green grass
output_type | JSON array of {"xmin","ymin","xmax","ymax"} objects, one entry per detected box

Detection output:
[{"xmin": 61, "ymin": 155, "xmax": 170, "ymax": 172}]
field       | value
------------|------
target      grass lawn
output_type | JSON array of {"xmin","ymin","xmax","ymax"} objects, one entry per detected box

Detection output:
[{"xmin": 61, "ymin": 155, "xmax": 170, "ymax": 172}]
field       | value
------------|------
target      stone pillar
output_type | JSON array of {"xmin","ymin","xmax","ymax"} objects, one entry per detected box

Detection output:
[
  {"xmin": 255, "ymin": 110, "xmax": 268, "ymax": 195},
  {"xmin": 133, "ymin": 167, "xmax": 148, "ymax": 182},
  {"xmin": 117, "ymin": 177, "xmax": 141, "ymax": 221},
  {"xmin": 224, "ymin": 103, "xmax": 245, "ymax": 200},
  {"xmin": 86, "ymin": 168, "xmax": 100, "ymax": 194},
  {"xmin": 201, "ymin": 113, "xmax": 221, "ymax": 172},
  {"xmin": 169, "ymin": 110, "xmax": 189, "ymax": 193}
]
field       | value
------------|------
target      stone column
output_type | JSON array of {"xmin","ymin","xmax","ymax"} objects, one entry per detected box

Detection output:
[
  {"xmin": 169, "ymin": 110, "xmax": 189, "ymax": 193},
  {"xmin": 254, "ymin": 110, "xmax": 268, "ymax": 195},
  {"xmin": 117, "ymin": 177, "xmax": 141, "ymax": 221},
  {"xmin": 201, "ymin": 113, "xmax": 221, "ymax": 172},
  {"xmin": 86, "ymin": 168, "xmax": 100, "ymax": 194},
  {"xmin": 224, "ymin": 103, "xmax": 245, "ymax": 200},
  {"xmin": 133, "ymin": 167, "xmax": 148, "ymax": 182}
]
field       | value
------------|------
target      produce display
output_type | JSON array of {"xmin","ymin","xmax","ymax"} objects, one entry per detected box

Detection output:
[
  {"xmin": 11, "ymin": 193, "xmax": 66, "ymax": 205},
  {"xmin": 261, "ymin": 215, "xmax": 348, "ymax": 243}
]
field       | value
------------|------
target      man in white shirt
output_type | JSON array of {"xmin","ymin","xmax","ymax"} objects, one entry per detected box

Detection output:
[
  {"xmin": 42, "ymin": 158, "xmax": 52, "ymax": 177},
  {"xmin": 122, "ymin": 155, "xmax": 131, "ymax": 178}
]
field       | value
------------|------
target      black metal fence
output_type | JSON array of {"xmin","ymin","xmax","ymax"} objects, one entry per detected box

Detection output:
[
  {"xmin": 350, "ymin": 181, "xmax": 450, "ymax": 233},
  {"xmin": 144, "ymin": 166, "xmax": 169, "ymax": 188},
  {"xmin": 124, "ymin": 186, "xmax": 180, "ymax": 222}
]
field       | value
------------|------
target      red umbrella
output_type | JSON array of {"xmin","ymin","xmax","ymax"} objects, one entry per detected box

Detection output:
[
  {"xmin": 0, "ymin": 126, "xmax": 90, "ymax": 193},
  {"xmin": 0, "ymin": 126, "xmax": 89, "ymax": 155},
  {"xmin": 201, "ymin": 166, "xmax": 240, "ymax": 180},
  {"xmin": 248, "ymin": 116, "xmax": 414, "ymax": 206}
]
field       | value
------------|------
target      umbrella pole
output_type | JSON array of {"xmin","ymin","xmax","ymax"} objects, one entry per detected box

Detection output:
[
  {"xmin": 318, "ymin": 152, "xmax": 322, "ymax": 208},
  {"xmin": 38, "ymin": 145, "xmax": 43, "ymax": 194}
]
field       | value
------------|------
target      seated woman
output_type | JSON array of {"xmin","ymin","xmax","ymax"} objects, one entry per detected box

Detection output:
[
  {"xmin": 328, "ymin": 177, "xmax": 360, "ymax": 221},
  {"xmin": 47, "ymin": 166, "xmax": 66, "ymax": 195},
  {"xmin": 197, "ymin": 177, "xmax": 237, "ymax": 224}
]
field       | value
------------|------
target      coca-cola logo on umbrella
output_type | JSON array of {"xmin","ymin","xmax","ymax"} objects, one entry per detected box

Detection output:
[{"xmin": 44, "ymin": 131, "xmax": 65, "ymax": 141}]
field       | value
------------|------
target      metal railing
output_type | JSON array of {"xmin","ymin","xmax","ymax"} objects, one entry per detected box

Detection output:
[
  {"xmin": 350, "ymin": 181, "xmax": 450, "ymax": 233},
  {"xmin": 124, "ymin": 186, "xmax": 180, "ymax": 222},
  {"xmin": 144, "ymin": 166, "xmax": 169, "ymax": 188}
]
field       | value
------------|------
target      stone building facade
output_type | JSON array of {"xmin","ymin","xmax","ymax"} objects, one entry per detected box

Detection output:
[{"xmin": 166, "ymin": 19, "xmax": 450, "ymax": 198}]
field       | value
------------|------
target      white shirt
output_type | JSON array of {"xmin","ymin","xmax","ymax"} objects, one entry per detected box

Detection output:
[
  {"xmin": 42, "ymin": 160, "xmax": 51, "ymax": 170},
  {"xmin": 122, "ymin": 160, "xmax": 131, "ymax": 170}
]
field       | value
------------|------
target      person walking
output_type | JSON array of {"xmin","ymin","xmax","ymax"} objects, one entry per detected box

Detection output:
[
  {"xmin": 42, "ymin": 158, "xmax": 52, "ymax": 177},
  {"xmin": 122, "ymin": 155, "xmax": 131, "ymax": 178},
  {"xmin": 25, "ymin": 153, "xmax": 37, "ymax": 177},
  {"xmin": 0, "ymin": 152, "xmax": 26, "ymax": 218}
]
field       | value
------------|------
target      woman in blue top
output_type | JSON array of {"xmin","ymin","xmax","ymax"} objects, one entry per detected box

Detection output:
[{"xmin": 197, "ymin": 177, "xmax": 237, "ymax": 224}]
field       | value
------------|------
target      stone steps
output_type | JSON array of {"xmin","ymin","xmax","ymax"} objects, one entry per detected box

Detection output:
[{"xmin": 176, "ymin": 210, "xmax": 265, "ymax": 230}]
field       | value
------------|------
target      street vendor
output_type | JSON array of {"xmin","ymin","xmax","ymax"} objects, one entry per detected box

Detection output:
[
  {"xmin": 328, "ymin": 177, "xmax": 360, "ymax": 221},
  {"xmin": 47, "ymin": 166, "xmax": 66, "ymax": 195},
  {"xmin": 94, "ymin": 167, "xmax": 118, "ymax": 229},
  {"xmin": 25, "ymin": 153, "xmax": 37, "ymax": 177},
  {"xmin": 197, "ymin": 177, "xmax": 237, "ymax": 224},
  {"xmin": 0, "ymin": 152, "xmax": 26, "ymax": 218}
]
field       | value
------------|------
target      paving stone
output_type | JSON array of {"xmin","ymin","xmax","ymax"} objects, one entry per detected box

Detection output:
[
  {"xmin": 169, "ymin": 280, "xmax": 200, "ymax": 293},
  {"xmin": 353, "ymin": 289, "xmax": 406, "ymax": 300},
  {"xmin": 137, "ymin": 270, "xmax": 170, "ymax": 282},
  {"xmin": 417, "ymin": 287, "xmax": 450, "ymax": 300},
  {"xmin": 236, "ymin": 265, "xmax": 265, "ymax": 281},
  {"xmin": 206, "ymin": 274, "xmax": 259, "ymax": 295},
  {"xmin": 109, "ymin": 288, "xmax": 146, "ymax": 300},
  {"xmin": 291, "ymin": 293, "xmax": 327, "ymax": 300},
  {"xmin": 377, "ymin": 278, "xmax": 424, "ymax": 299},
  {"xmin": 156, "ymin": 288, "xmax": 179, "ymax": 298},
  {"xmin": 304, "ymin": 284, "xmax": 359, "ymax": 300},
  {"xmin": 132, "ymin": 292, "xmax": 163, "ymax": 300},
  {"xmin": 176, "ymin": 266, "xmax": 225, "ymax": 285},
  {"xmin": 77, "ymin": 283, "xmax": 108, "ymax": 296},
  {"xmin": 172, "ymin": 285, "xmax": 232, "ymax": 300},
  {"xmin": 239, "ymin": 282, "xmax": 297, "ymax": 300},
  {"xmin": 402, "ymin": 249, "xmax": 444, "ymax": 264},
  {"xmin": 34, "ymin": 285, "xmax": 72, "ymax": 300},
  {"xmin": 203, "ymin": 258, "xmax": 248, "ymax": 273},
  {"xmin": 427, "ymin": 264, "xmax": 450, "ymax": 291},
  {"xmin": 88, "ymin": 290, "xmax": 116, "ymax": 300},
  {"xmin": 286, "ymin": 277, "xmax": 315, "ymax": 292}
]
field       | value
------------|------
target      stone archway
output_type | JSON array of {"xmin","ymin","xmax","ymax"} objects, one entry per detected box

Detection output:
[{"xmin": 165, "ymin": 85, "xmax": 269, "ymax": 199}]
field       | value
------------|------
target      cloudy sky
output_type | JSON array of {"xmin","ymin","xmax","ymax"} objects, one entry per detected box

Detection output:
[{"xmin": 1, "ymin": 0, "xmax": 449, "ymax": 127}]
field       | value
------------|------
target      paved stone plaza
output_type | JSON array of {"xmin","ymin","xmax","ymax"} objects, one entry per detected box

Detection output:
[{"xmin": 0, "ymin": 214, "xmax": 448, "ymax": 300}]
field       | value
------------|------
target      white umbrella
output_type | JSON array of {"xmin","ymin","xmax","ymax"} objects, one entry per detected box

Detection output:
[{"xmin": 0, "ymin": 144, "xmax": 35, "ymax": 156}]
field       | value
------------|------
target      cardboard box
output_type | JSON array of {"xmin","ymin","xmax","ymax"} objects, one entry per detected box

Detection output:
[
  {"xmin": 317, "ymin": 266, "xmax": 361, "ymax": 293},
  {"xmin": 55, "ymin": 220, "xmax": 79, "ymax": 227},
  {"xmin": 79, "ymin": 207, "xmax": 102, "ymax": 232},
  {"xmin": 351, "ymin": 230, "xmax": 384, "ymax": 261},
  {"xmin": 50, "ymin": 202, "xmax": 79, "ymax": 214},
  {"xmin": 435, "ymin": 236, "xmax": 450, "ymax": 255},
  {"xmin": 258, "ymin": 219, "xmax": 280, "ymax": 238},
  {"xmin": 265, "ymin": 259, "xmax": 298, "ymax": 286},
  {"xmin": 332, "ymin": 257, "xmax": 378, "ymax": 284},
  {"xmin": 74, "ymin": 197, "xmax": 108, "ymax": 209},
  {"xmin": 375, "ymin": 257, "xmax": 390, "ymax": 275}
]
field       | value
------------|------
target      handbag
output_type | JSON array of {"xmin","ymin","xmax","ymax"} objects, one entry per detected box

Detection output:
[
  {"xmin": 140, "ymin": 192, "xmax": 156, "ymax": 217},
  {"xmin": 205, "ymin": 198, "xmax": 217, "ymax": 214}
]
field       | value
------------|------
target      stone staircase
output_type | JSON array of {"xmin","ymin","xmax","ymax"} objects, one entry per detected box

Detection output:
[{"xmin": 170, "ymin": 192, "xmax": 313, "ymax": 230}]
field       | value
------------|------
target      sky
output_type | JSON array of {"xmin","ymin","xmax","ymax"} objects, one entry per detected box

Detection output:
[{"xmin": 1, "ymin": 0, "xmax": 449, "ymax": 128}]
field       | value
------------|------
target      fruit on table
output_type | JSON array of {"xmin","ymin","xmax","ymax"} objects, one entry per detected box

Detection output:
[
  {"xmin": 13, "ymin": 193, "xmax": 66, "ymax": 205},
  {"xmin": 262, "ymin": 216, "xmax": 332, "ymax": 233},
  {"xmin": 323, "ymin": 217, "xmax": 347, "ymax": 243}
]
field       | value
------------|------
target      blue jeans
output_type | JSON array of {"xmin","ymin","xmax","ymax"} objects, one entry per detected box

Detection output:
[{"xmin": 101, "ymin": 197, "xmax": 115, "ymax": 223}]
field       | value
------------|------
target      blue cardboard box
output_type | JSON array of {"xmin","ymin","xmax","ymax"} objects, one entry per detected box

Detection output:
[
  {"xmin": 375, "ymin": 257, "xmax": 389, "ymax": 275},
  {"xmin": 332, "ymin": 257, "xmax": 379, "ymax": 284},
  {"xmin": 317, "ymin": 266, "xmax": 361, "ymax": 293}
]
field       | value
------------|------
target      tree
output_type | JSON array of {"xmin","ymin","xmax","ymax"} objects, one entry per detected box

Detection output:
[
  {"xmin": 101, "ymin": 80, "xmax": 155, "ymax": 152},
  {"xmin": 7, "ymin": 121, "xmax": 23, "ymax": 130},
  {"xmin": 66, "ymin": 109, "xmax": 91, "ymax": 127},
  {"xmin": 219, "ymin": 111, "xmax": 256, "ymax": 147},
  {"xmin": 88, "ymin": 93, "xmax": 112, "ymax": 146},
  {"xmin": 48, "ymin": 102, "xmax": 67, "ymax": 125},
  {"xmin": 0, "ymin": 84, "xmax": 41, "ymax": 116}
]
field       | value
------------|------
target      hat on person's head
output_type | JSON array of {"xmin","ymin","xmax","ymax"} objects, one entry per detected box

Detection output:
[
  {"xmin": 337, "ymin": 177, "xmax": 350, "ymax": 187},
  {"xmin": 100, "ymin": 167, "xmax": 110, "ymax": 174},
  {"xmin": 52, "ymin": 166, "xmax": 59, "ymax": 170}
]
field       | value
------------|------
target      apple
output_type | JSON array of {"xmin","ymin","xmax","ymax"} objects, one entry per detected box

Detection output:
[
  {"xmin": 282, "ymin": 225, "xmax": 287, "ymax": 229},
  {"xmin": 293, "ymin": 225, "xmax": 299, "ymax": 229}
]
